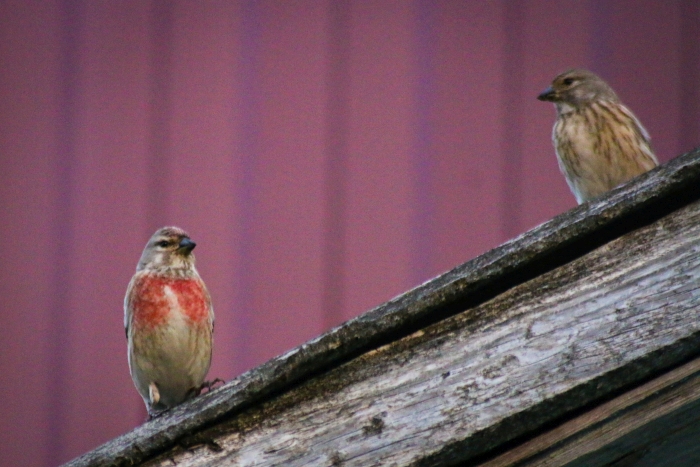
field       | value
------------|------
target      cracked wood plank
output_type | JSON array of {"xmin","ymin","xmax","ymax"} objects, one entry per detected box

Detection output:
[{"xmin": 140, "ymin": 189, "xmax": 700, "ymax": 466}]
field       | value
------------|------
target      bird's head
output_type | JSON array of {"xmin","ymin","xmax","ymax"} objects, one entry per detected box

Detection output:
[
  {"xmin": 538, "ymin": 68, "xmax": 619, "ymax": 113},
  {"xmin": 137, "ymin": 226, "xmax": 197, "ymax": 272}
]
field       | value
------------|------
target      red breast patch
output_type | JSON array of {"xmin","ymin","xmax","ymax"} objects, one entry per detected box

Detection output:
[{"xmin": 128, "ymin": 274, "xmax": 210, "ymax": 329}]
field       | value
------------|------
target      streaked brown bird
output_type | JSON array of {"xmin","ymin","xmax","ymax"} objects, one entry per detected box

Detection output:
[
  {"xmin": 125, "ymin": 226, "xmax": 215, "ymax": 418},
  {"xmin": 538, "ymin": 68, "xmax": 658, "ymax": 204}
]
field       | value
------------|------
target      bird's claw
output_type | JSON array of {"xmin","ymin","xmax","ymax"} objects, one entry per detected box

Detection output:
[{"xmin": 199, "ymin": 378, "xmax": 225, "ymax": 394}]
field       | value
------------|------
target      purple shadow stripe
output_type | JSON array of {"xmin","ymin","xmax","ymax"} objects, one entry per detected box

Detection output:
[
  {"xmin": 591, "ymin": 0, "xmax": 613, "ymax": 77},
  {"xmin": 410, "ymin": 0, "xmax": 436, "ymax": 284},
  {"xmin": 323, "ymin": 0, "xmax": 351, "ymax": 329},
  {"xmin": 235, "ymin": 0, "xmax": 262, "ymax": 372},
  {"xmin": 501, "ymin": 0, "xmax": 526, "ymax": 239},
  {"xmin": 680, "ymin": 0, "xmax": 700, "ymax": 153},
  {"xmin": 49, "ymin": 0, "xmax": 81, "ymax": 464},
  {"xmin": 147, "ymin": 1, "xmax": 174, "ymax": 232}
]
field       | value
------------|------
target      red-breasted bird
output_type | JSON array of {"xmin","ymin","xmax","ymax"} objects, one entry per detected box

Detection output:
[
  {"xmin": 538, "ymin": 68, "xmax": 658, "ymax": 203},
  {"xmin": 125, "ymin": 226, "xmax": 214, "ymax": 418}
]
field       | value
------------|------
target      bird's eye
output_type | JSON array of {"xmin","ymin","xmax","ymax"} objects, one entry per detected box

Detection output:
[
  {"xmin": 562, "ymin": 78, "xmax": 575, "ymax": 86},
  {"xmin": 157, "ymin": 240, "xmax": 170, "ymax": 248}
]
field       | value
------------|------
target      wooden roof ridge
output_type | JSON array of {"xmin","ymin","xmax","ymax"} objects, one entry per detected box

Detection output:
[{"xmin": 65, "ymin": 147, "xmax": 700, "ymax": 467}]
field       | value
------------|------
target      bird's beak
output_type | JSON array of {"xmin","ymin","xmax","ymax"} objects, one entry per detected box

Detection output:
[
  {"xmin": 178, "ymin": 237, "xmax": 196, "ymax": 254},
  {"xmin": 537, "ymin": 86, "xmax": 556, "ymax": 102}
]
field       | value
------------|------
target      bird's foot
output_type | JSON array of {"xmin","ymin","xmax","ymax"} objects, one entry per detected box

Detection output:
[
  {"xmin": 146, "ymin": 409, "xmax": 167, "ymax": 422},
  {"xmin": 199, "ymin": 378, "xmax": 225, "ymax": 394}
]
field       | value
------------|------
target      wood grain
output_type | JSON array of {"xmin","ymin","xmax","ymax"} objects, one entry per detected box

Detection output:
[
  {"xmin": 142, "ymin": 189, "xmax": 700, "ymax": 466},
  {"xmin": 481, "ymin": 357, "xmax": 700, "ymax": 466}
]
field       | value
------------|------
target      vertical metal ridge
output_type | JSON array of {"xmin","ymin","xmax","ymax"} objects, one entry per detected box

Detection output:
[
  {"xmin": 680, "ymin": 0, "xmax": 700, "ymax": 153},
  {"xmin": 323, "ymin": 0, "xmax": 351, "ymax": 329},
  {"xmin": 410, "ymin": 0, "xmax": 436, "ymax": 285},
  {"xmin": 49, "ymin": 0, "xmax": 81, "ymax": 463},
  {"xmin": 147, "ymin": 0, "xmax": 174, "ymax": 232},
  {"xmin": 501, "ymin": 0, "xmax": 525, "ymax": 239},
  {"xmin": 235, "ymin": 0, "xmax": 262, "ymax": 371}
]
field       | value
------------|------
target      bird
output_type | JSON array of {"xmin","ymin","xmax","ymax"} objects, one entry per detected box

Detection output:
[
  {"xmin": 537, "ymin": 68, "xmax": 658, "ymax": 204},
  {"xmin": 124, "ymin": 226, "xmax": 216, "ymax": 418}
]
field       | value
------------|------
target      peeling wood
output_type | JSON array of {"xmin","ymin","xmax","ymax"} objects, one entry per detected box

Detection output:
[{"xmin": 63, "ymin": 148, "xmax": 700, "ymax": 467}]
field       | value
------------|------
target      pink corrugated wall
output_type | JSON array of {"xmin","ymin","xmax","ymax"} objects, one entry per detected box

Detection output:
[{"xmin": 0, "ymin": 1, "xmax": 698, "ymax": 465}]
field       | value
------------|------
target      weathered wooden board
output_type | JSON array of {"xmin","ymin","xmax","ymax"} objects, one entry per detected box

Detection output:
[
  {"xmin": 65, "ymin": 148, "xmax": 700, "ymax": 467},
  {"xmin": 481, "ymin": 357, "xmax": 700, "ymax": 466},
  {"xmin": 140, "ymin": 195, "xmax": 700, "ymax": 466},
  {"xmin": 560, "ymin": 374, "xmax": 700, "ymax": 467}
]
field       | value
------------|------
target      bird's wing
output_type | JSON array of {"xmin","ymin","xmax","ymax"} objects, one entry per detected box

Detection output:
[
  {"xmin": 124, "ymin": 274, "xmax": 137, "ymax": 340},
  {"xmin": 619, "ymin": 103, "xmax": 651, "ymax": 143},
  {"xmin": 199, "ymin": 275, "xmax": 215, "ymax": 334},
  {"xmin": 208, "ymin": 292, "xmax": 215, "ymax": 334},
  {"xmin": 618, "ymin": 103, "xmax": 659, "ymax": 166}
]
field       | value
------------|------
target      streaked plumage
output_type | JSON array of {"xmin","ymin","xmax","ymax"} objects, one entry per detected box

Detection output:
[{"xmin": 538, "ymin": 68, "xmax": 658, "ymax": 203}]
